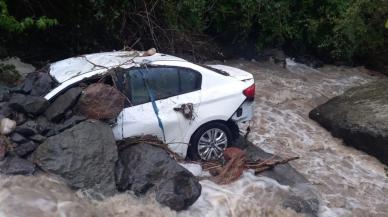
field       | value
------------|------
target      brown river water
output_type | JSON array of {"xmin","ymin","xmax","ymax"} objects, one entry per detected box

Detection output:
[{"xmin": 1, "ymin": 59, "xmax": 387, "ymax": 217}]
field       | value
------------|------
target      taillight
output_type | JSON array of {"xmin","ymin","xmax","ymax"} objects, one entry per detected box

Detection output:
[{"xmin": 243, "ymin": 84, "xmax": 255, "ymax": 101}]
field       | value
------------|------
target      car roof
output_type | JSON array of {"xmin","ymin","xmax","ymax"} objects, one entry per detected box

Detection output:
[{"xmin": 49, "ymin": 51, "xmax": 187, "ymax": 83}]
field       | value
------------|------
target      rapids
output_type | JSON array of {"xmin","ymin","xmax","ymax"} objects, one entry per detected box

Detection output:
[{"xmin": 1, "ymin": 59, "xmax": 387, "ymax": 217}]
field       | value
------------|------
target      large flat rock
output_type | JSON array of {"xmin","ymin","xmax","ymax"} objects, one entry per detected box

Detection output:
[
  {"xmin": 309, "ymin": 80, "xmax": 388, "ymax": 164},
  {"xmin": 33, "ymin": 120, "xmax": 118, "ymax": 197}
]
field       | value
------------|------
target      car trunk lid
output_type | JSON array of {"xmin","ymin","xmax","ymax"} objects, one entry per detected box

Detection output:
[{"xmin": 206, "ymin": 65, "xmax": 253, "ymax": 82}]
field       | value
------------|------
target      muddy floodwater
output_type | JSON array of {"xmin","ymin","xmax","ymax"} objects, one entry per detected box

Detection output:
[{"xmin": 1, "ymin": 60, "xmax": 387, "ymax": 217}]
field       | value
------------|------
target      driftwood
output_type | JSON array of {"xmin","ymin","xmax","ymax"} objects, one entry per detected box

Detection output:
[{"xmin": 200, "ymin": 150, "xmax": 299, "ymax": 184}]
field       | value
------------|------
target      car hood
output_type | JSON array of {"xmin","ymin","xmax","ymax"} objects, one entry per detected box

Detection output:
[{"xmin": 207, "ymin": 65, "xmax": 253, "ymax": 81}]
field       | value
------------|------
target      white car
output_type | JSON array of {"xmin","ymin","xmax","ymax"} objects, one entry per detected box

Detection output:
[{"xmin": 46, "ymin": 51, "xmax": 255, "ymax": 160}]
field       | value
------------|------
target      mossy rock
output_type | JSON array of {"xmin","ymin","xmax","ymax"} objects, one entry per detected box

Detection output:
[{"xmin": 0, "ymin": 63, "xmax": 21, "ymax": 86}]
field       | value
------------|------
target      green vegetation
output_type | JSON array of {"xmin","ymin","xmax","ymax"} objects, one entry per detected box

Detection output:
[
  {"xmin": 0, "ymin": 0, "xmax": 57, "ymax": 33},
  {"xmin": 0, "ymin": 0, "xmax": 387, "ymax": 68}
]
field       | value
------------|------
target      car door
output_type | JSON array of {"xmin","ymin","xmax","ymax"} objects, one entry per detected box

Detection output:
[
  {"xmin": 112, "ymin": 67, "xmax": 165, "ymax": 141},
  {"xmin": 154, "ymin": 67, "xmax": 202, "ymax": 156},
  {"xmin": 112, "ymin": 66, "xmax": 202, "ymax": 153}
]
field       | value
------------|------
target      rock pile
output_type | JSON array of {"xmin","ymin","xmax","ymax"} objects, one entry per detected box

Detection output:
[{"xmin": 0, "ymin": 68, "xmax": 202, "ymax": 210}]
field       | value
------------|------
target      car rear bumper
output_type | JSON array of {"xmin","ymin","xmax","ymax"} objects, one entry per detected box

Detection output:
[{"xmin": 230, "ymin": 100, "xmax": 254, "ymax": 123}]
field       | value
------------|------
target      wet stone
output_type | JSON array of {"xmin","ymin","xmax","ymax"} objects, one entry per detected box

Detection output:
[
  {"xmin": 15, "ymin": 120, "xmax": 40, "ymax": 137},
  {"xmin": 30, "ymin": 72, "xmax": 56, "ymax": 96},
  {"xmin": 34, "ymin": 120, "xmax": 118, "ymax": 197},
  {"xmin": 10, "ymin": 133, "xmax": 27, "ymax": 144},
  {"xmin": 0, "ymin": 137, "xmax": 7, "ymax": 161},
  {"xmin": 0, "ymin": 102, "xmax": 12, "ymax": 119},
  {"xmin": 0, "ymin": 85, "xmax": 10, "ymax": 102},
  {"xmin": 14, "ymin": 141, "xmax": 38, "ymax": 157},
  {"xmin": 0, "ymin": 156, "xmax": 36, "ymax": 175},
  {"xmin": 116, "ymin": 143, "xmax": 201, "ymax": 211},
  {"xmin": 283, "ymin": 195, "xmax": 319, "ymax": 217},
  {"xmin": 29, "ymin": 134, "xmax": 46, "ymax": 143},
  {"xmin": 11, "ymin": 112, "xmax": 27, "ymax": 126},
  {"xmin": 44, "ymin": 87, "xmax": 82, "ymax": 122},
  {"xmin": 9, "ymin": 93, "xmax": 49, "ymax": 116}
]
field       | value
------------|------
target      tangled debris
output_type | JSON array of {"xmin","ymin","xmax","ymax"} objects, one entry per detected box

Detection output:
[
  {"xmin": 173, "ymin": 103, "xmax": 195, "ymax": 120},
  {"xmin": 199, "ymin": 147, "xmax": 299, "ymax": 185}
]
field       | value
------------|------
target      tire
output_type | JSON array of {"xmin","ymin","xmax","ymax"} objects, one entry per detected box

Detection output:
[{"xmin": 187, "ymin": 122, "xmax": 232, "ymax": 161}]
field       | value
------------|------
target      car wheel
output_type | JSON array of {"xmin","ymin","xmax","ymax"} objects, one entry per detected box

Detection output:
[{"xmin": 188, "ymin": 122, "xmax": 232, "ymax": 161}]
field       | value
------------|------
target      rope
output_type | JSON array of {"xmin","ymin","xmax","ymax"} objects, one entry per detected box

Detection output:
[{"xmin": 139, "ymin": 65, "xmax": 166, "ymax": 142}]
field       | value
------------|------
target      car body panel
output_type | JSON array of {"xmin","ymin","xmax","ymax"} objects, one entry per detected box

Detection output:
[{"xmin": 45, "ymin": 52, "xmax": 254, "ymax": 158}]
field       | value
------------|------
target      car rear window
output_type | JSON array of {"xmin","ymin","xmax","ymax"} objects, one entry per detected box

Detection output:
[{"xmin": 117, "ymin": 67, "xmax": 201, "ymax": 106}]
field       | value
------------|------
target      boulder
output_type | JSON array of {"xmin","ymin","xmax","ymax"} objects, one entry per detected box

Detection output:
[
  {"xmin": 77, "ymin": 83, "xmax": 125, "ymax": 120},
  {"xmin": 30, "ymin": 72, "xmax": 56, "ymax": 96},
  {"xmin": 309, "ymin": 80, "xmax": 388, "ymax": 165},
  {"xmin": 11, "ymin": 112, "xmax": 27, "ymax": 125},
  {"xmin": 9, "ymin": 93, "xmax": 49, "ymax": 116},
  {"xmin": 55, "ymin": 115, "xmax": 86, "ymax": 133},
  {"xmin": 15, "ymin": 73, "xmax": 35, "ymax": 93},
  {"xmin": 10, "ymin": 133, "xmax": 27, "ymax": 144},
  {"xmin": 115, "ymin": 143, "xmax": 201, "ymax": 211},
  {"xmin": 0, "ymin": 156, "xmax": 36, "ymax": 175},
  {"xmin": 0, "ymin": 102, "xmax": 12, "ymax": 119},
  {"xmin": 35, "ymin": 116, "xmax": 54, "ymax": 136},
  {"xmin": 14, "ymin": 120, "xmax": 40, "ymax": 137},
  {"xmin": 0, "ymin": 85, "xmax": 10, "ymax": 102},
  {"xmin": 13, "ymin": 141, "xmax": 38, "ymax": 157},
  {"xmin": 44, "ymin": 87, "xmax": 82, "ymax": 122},
  {"xmin": 12, "ymin": 71, "xmax": 56, "ymax": 96},
  {"xmin": 29, "ymin": 134, "xmax": 46, "ymax": 143},
  {"xmin": 33, "ymin": 120, "xmax": 118, "ymax": 197}
]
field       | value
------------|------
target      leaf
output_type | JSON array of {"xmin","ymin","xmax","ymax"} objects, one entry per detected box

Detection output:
[{"xmin": 385, "ymin": 20, "xmax": 388, "ymax": 29}]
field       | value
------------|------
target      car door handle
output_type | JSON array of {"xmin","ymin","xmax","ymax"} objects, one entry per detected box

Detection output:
[{"xmin": 173, "ymin": 103, "xmax": 194, "ymax": 120}]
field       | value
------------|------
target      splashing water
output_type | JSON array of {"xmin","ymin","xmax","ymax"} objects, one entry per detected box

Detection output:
[{"xmin": 1, "ymin": 60, "xmax": 387, "ymax": 217}]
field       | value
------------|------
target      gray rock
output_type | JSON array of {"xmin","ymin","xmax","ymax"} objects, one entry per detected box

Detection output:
[
  {"xmin": 11, "ymin": 71, "xmax": 56, "ymax": 96},
  {"xmin": 30, "ymin": 72, "xmax": 56, "ymax": 96},
  {"xmin": 45, "ymin": 87, "xmax": 82, "ymax": 122},
  {"xmin": 0, "ymin": 137, "xmax": 7, "ymax": 161},
  {"xmin": 35, "ymin": 116, "xmax": 54, "ymax": 136},
  {"xmin": 55, "ymin": 115, "xmax": 86, "ymax": 133},
  {"xmin": 115, "ymin": 143, "xmax": 201, "ymax": 211},
  {"xmin": 29, "ymin": 134, "xmax": 46, "ymax": 143},
  {"xmin": 309, "ymin": 80, "xmax": 388, "ymax": 165},
  {"xmin": 12, "ymin": 112, "xmax": 27, "ymax": 125},
  {"xmin": 283, "ymin": 195, "xmax": 319, "ymax": 215},
  {"xmin": 10, "ymin": 133, "xmax": 27, "ymax": 144},
  {"xmin": 15, "ymin": 120, "xmax": 40, "ymax": 137},
  {"xmin": 0, "ymin": 156, "xmax": 36, "ymax": 175},
  {"xmin": 0, "ymin": 86, "xmax": 10, "ymax": 102},
  {"xmin": 9, "ymin": 93, "xmax": 49, "ymax": 116},
  {"xmin": 0, "ymin": 102, "xmax": 12, "ymax": 119},
  {"xmin": 14, "ymin": 141, "xmax": 38, "ymax": 157},
  {"xmin": 33, "ymin": 120, "xmax": 118, "ymax": 197}
]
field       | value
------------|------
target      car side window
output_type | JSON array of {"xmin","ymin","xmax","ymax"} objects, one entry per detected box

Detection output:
[
  {"xmin": 122, "ymin": 67, "xmax": 201, "ymax": 106},
  {"xmin": 178, "ymin": 68, "xmax": 201, "ymax": 94},
  {"xmin": 146, "ymin": 67, "xmax": 180, "ymax": 100}
]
